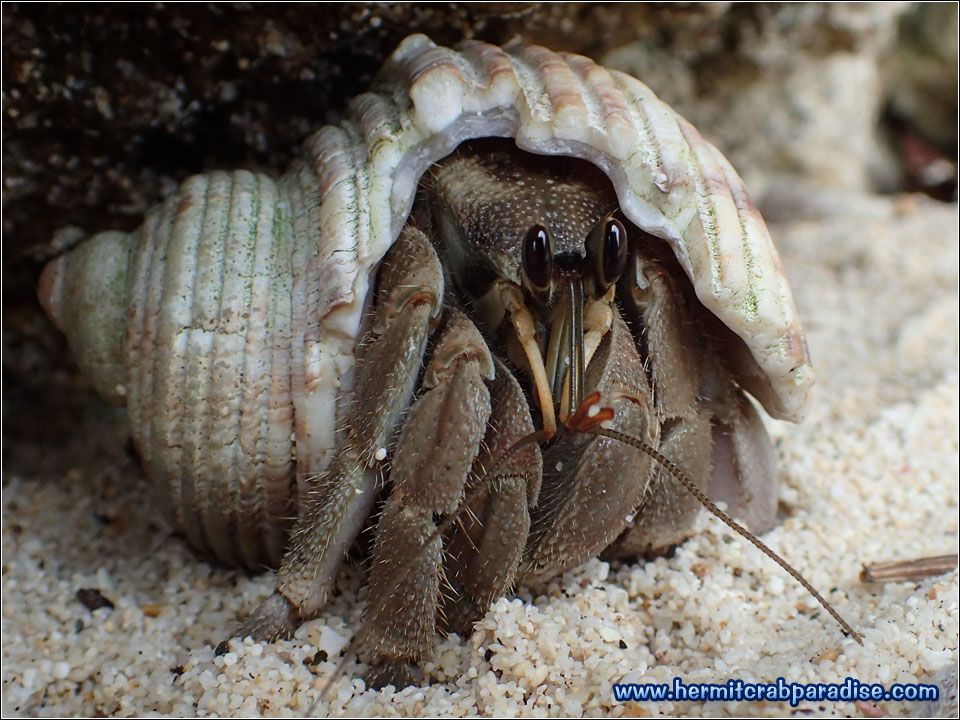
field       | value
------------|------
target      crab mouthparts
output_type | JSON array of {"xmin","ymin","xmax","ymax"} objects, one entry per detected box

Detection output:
[
  {"xmin": 544, "ymin": 276, "xmax": 586, "ymax": 423},
  {"xmin": 500, "ymin": 276, "xmax": 600, "ymax": 438}
]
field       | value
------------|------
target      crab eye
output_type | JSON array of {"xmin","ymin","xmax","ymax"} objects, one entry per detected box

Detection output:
[
  {"xmin": 587, "ymin": 216, "xmax": 629, "ymax": 296},
  {"xmin": 601, "ymin": 218, "xmax": 628, "ymax": 287},
  {"xmin": 523, "ymin": 224, "xmax": 553, "ymax": 291}
]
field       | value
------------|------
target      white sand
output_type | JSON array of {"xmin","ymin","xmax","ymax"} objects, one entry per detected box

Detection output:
[{"xmin": 3, "ymin": 191, "xmax": 957, "ymax": 717}]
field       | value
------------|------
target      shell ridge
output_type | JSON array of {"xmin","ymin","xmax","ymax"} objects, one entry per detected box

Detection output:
[
  {"xmin": 244, "ymin": 173, "xmax": 284, "ymax": 565},
  {"xmin": 500, "ymin": 44, "xmax": 553, "ymax": 130},
  {"xmin": 156, "ymin": 175, "xmax": 212, "ymax": 462},
  {"xmin": 180, "ymin": 171, "xmax": 233, "ymax": 556},
  {"xmin": 228, "ymin": 170, "xmax": 266, "ymax": 568},
  {"xmin": 712, "ymin": 144, "xmax": 790, "ymax": 313},
  {"xmin": 280, "ymin": 164, "xmax": 314, "ymax": 502},
  {"xmin": 709, "ymin": 145, "xmax": 813, "ymax": 416},
  {"xmin": 517, "ymin": 44, "xmax": 589, "ymax": 137},
  {"xmin": 604, "ymin": 77, "xmax": 692, "ymax": 250},
  {"xmin": 675, "ymin": 119, "xmax": 754, "ymax": 319},
  {"xmin": 401, "ymin": 43, "xmax": 463, "ymax": 91},
  {"xmin": 299, "ymin": 123, "xmax": 370, "ymax": 482},
  {"xmin": 609, "ymin": 70, "xmax": 667, "ymax": 188},
  {"xmin": 711, "ymin": 143, "xmax": 775, "ymax": 326},
  {"xmin": 203, "ymin": 171, "xmax": 253, "ymax": 561},
  {"xmin": 304, "ymin": 124, "xmax": 363, "ymax": 210},
  {"xmin": 178, "ymin": 173, "xmax": 212, "ymax": 499},
  {"xmin": 263, "ymin": 188, "xmax": 296, "ymax": 563},
  {"xmin": 163, "ymin": 172, "xmax": 212, "ymax": 553},
  {"xmin": 402, "ymin": 44, "xmax": 470, "ymax": 134},
  {"xmin": 387, "ymin": 33, "xmax": 437, "ymax": 66},
  {"xmin": 617, "ymin": 73, "xmax": 696, "ymax": 238},
  {"xmin": 140, "ymin": 197, "xmax": 178, "ymax": 527},
  {"xmin": 124, "ymin": 209, "xmax": 160, "ymax": 465},
  {"xmin": 673, "ymin": 118, "xmax": 813, "ymax": 415},
  {"xmin": 122, "ymin": 215, "xmax": 153, "ymax": 508},
  {"xmin": 457, "ymin": 38, "xmax": 509, "ymax": 85},
  {"xmin": 353, "ymin": 108, "xmax": 400, "ymax": 267},
  {"xmin": 341, "ymin": 129, "xmax": 373, "ymax": 333},
  {"xmin": 562, "ymin": 53, "xmax": 638, "ymax": 161},
  {"xmin": 299, "ymin": 152, "xmax": 342, "ymax": 474},
  {"xmin": 139, "ymin": 199, "xmax": 179, "ymax": 466},
  {"xmin": 240, "ymin": 172, "xmax": 271, "ymax": 566},
  {"xmin": 454, "ymin": 40, "xmax": 522, "ymax": 115},
  {"xmin": 306, "ymin": 165, "xmax": 346, "ymax": 342},
  {"xmin": 350, "ymin": 93, "xmax": 404, "ymax": 165},
  {"xmin": 557, "ymin": 53, "xmax": 607, "ymax": 148},
  {"xmin": 674, "ymin": 119, "xmax": 724, "ymax": 298},
  {"xmin": 445, "ymin": 42, "xmax": 487, "ymax": 91},
  {"xmin": 378, "ymin": 33, "xmax": 438, "ymax": 83},
  {"xmin": 201, "ymin": 170, "xmax": 269, "ymax": 565},
  {"xmin": 299, "ymin": 146, "xmax": 331, "ymax": 331},
  {"xmin": 313, "ymin": 128, "xmax": 367, "ymax": 333}
]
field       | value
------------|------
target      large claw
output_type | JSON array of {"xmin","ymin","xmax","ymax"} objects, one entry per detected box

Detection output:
[{"xmin": 523, "ymin": 309, "xmax": 658, "ymax": 585}]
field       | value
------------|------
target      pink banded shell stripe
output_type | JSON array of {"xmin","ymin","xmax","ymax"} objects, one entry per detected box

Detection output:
[{"xmin": 317, "ymin": 34, "xmax": 812, "ymax": 420}]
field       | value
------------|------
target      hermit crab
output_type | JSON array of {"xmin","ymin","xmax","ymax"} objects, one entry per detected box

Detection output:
[{"xmin": 38, "ymin": 35, "xmax": 822, "ymax": 688}]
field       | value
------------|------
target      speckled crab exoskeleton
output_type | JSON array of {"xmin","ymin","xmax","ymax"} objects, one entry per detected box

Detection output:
[{"xmin": 37, "ymin": 35, "xmax": 814, "ymax": 688}]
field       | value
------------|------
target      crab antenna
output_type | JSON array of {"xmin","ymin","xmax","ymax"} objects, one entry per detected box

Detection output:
[{"xmin": 590, "ymin": 423, "xmax": 864, "ymax": 645}]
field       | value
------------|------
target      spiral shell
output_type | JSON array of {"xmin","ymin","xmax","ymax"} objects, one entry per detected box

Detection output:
[{"xmin": 38, "ymin": 35, "xmax": 812, "ymax": 568}]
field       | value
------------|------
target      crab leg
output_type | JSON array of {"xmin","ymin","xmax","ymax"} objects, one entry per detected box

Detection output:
[
  {"xmin": 603, "ymin": 253, "xmax": 713, "ymax": 556},
  {"xmin": 242, "ymin": 227, "xmax": 444, "ymax": 639},
  {"xmin": 605, "ymin": 249, "xmax": 776, "ymax": 558},
  {"xmin": 442, "ymin": 362, "xmax": 543, "ymax": 635},
  {"xmin": 362, "ymin": 309, "xmax": 495, "ymax": 689}
]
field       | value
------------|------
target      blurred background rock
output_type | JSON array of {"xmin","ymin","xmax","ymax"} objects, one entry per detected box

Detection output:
[{"xmin": 2, "ymin": 1, "xmax": 957, "ymax": 468}]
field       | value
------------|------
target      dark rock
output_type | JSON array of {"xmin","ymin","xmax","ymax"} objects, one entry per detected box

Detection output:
[{"xmin": 76, "ymin": 587, "xmax": 115, "ymax": 612}]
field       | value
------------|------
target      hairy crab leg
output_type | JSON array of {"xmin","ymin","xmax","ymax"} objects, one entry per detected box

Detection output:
[
  {"xmin": 604, "ymin": 251, "xmax": 714, "ymax": 555},
  {"xmin": 442, "ymin": 361, "xmax": 543, "ymax": 635},
  {"xmin": 241, "ymin": 227, "xmax": 444, "ymax": 639},
  {"xmin": 361, "ymin": 309, "xmax": 495, "ymax": 689}
]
